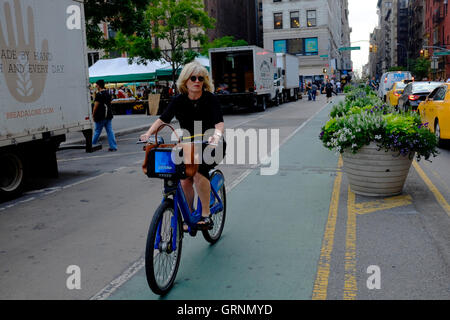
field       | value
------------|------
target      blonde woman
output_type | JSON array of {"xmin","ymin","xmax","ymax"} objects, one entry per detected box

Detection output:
[{"xmin": 140, "ymin": 61, "xmax": 226, "ymax": 229}]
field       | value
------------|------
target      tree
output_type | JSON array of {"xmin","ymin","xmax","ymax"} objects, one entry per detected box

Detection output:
[
  {"xmin": 84, "ymin": 0, "xmax": 149, "ymax": 51},
  {"xmin": 388, "ymin": 66, "xmax": 406, "ymax": 72},
  {"xmin": 200, "ymin": 36, "xmax": 248, "ymax": 56},
  {"xmin": 409, "ymin": 58, "xmax": 431, "ymax": 80},
  {"xmin": 114, "ymin": 0, "xmax": 215, "ymax": 87}
]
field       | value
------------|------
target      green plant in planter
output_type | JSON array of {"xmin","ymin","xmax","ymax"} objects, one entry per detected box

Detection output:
[{"xmin": 320, "ymin": 87, "xmax": 439, "ymax": 162}]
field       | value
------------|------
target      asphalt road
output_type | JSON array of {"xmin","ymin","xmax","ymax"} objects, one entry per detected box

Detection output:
[{"xmin": 0, "ymin": 95, "xmax": 449, "ymax": 300}]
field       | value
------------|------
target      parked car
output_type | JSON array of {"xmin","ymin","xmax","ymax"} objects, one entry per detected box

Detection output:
[
  {"xmin": 378, "ymin": 71, "xmax": 412, "ymax": 102},
  {"xmin": 387, "ymin": 81, "xmax": 408, "ymax": 107},
  {"xmin": 418, "ymin": 84, "xmax": 450, "ymax": 147},
  {"xmin": 398, "ymin": 81, "xmax": 442, "ymax": 112}
]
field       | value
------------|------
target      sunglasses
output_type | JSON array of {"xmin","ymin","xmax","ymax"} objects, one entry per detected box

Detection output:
[{"xmin": 190, "ymin": 75, "xmax": 205, "ymax": 82}]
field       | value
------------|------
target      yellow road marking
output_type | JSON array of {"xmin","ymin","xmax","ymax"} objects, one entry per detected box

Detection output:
[
  {"xmin": 423, "ymin": 161, "xmax": 450, "ymax": 198},
  {"xmin": 312, "ymin": 157, "xmax": 343, "ymax": 300},
  {"xmin": 413, "ymin": 161, "xmax": 450, "ymax": 217},
  {"xmin": 354, "ymin": 195, "xmax": 413, "ymax": 215},
  {"xmin": 343, "ymin": 188, "xmax": 358, "ymax": 300}
]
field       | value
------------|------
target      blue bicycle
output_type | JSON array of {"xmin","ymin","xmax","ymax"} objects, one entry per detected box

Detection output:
[{"xmin": 140, "ymin": 129, "xmax": 226, "ymax": 295}]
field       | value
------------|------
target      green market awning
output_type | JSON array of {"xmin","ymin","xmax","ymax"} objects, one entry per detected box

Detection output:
[
  {"xmin": 89, "ymin": 58, "xmax": 170, "ymax": 84},
  {"xmin": 89, "ymin": 73, "xmax": 156, "ymax": 83}
]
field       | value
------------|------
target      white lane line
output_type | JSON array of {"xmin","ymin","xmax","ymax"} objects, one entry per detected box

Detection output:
[
  {"xmin": 90, "ymin": 259, "xmax": 145, "ymax": 300},
  {"xmin": 89, "ymin": 100, "xmax": 335, "ymax": 300}
]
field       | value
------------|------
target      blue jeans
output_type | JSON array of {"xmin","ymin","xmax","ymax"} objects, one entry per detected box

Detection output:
[{"xmin": 92, "ymin": 119, "xmax": 117, "ymax": 150}]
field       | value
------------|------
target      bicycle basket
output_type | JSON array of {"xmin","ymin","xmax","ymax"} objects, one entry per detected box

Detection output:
[
  {"xmin": 142, "ymin": 123, "xmax": 198, "ymax": 179},
  {"xmin": 146, "ymin": 147, "xmax": 187, "ymax": 179}
]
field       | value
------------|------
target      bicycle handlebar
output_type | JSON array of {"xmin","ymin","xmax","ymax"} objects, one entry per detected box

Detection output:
[{"xmin": 136, "ymin": 138, "xmax": 218, "ymax": 147}]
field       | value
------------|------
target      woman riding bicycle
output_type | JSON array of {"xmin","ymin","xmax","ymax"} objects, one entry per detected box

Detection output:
[{"xmin": 140, "ymin": 61, "xmax": 226, "ymax": 229}]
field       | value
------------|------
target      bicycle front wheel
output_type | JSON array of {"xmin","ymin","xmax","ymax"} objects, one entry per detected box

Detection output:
[
  {"xmin": 145, "ymin": 199, "xmax": 183, "ymax": 295},
  {"xmin": 203, "ymin": 170, "xmax": 227, "ymax": 244}
]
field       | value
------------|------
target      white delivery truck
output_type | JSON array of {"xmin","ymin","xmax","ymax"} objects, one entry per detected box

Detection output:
[
  {"xmin": 378, "ymin": 71, "xmax": 413, "ymax": 102},
  {"xmin": 0, "ymin": 0, "xmax": 99, "ymax": 199},
  {"xmin": 209, "ymin": 46, "xmax": 278, "ymax": 112},
  {"xmin": 275, "ymin": 53, "xmax": 300, "ymax": 103}
]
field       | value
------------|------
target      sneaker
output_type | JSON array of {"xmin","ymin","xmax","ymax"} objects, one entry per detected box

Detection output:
[{"xmin": 108, "ymin": 148, "xmax": 117, "ymax": 152}]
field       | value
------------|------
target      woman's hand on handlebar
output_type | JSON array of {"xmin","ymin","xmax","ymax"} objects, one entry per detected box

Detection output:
[
  {"xmin": 208, "ymin": 134, "xmax": 220, "ymax": 146},
  {"xmin": 140, "ymin": 132, "xmax": 151, "ymax": 142}
]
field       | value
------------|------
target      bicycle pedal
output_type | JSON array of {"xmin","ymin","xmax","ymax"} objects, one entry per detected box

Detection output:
[{"xmin": 189, "ymin": 230, "xmax": 198, "ymax": 237}]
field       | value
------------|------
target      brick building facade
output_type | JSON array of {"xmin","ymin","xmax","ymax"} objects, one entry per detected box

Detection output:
[{"xmin": 425, "ymin": 0, "xmax": 450, "ymax": 80}]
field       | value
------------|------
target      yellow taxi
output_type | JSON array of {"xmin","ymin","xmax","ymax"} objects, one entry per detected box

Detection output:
[
  {"xmin": 418, "ymin": 83, "xmax": 450, "ymax": 146},
  {"xmin": 387, "ymin": 81, "xmax": 408, "ymax": 107}
]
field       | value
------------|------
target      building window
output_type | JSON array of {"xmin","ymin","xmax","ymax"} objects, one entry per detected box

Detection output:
[
  {"xmin": 87, "ymin": 52, "xmax": 99, "ymax": 67},
  {"xmin": 287, "ymin": 38, "xmax": 304, "ymax": 55},
  {"xmin": 274, "ymin": 40, "xmax": 287, "ymax": 53},
  {"xmin": 307, "ymin": 10, "xmax": 317, "ymax": 27},
  {"xmin": 274, "ymin": 13, "xmax": 283, "ymax": 29},
  {"xmin": 290, "ymin": 11, "xmax": 300, "ymax": 28},
  {"xmin": 273, "ymin": 38, "xmax": 318, "ymax": 56},
  {"xmin": 304, "ymin": 38, "xmax": 318, "ymax": 55}
]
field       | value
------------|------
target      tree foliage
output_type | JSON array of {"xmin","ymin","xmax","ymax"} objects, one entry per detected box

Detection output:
[
  {"xmin": 388, "ymin": 66, "xmax": 406, "ymax": 72},
  {"xmin": 408, "ymin": 58, "xmax": 431, "ymax": 80},
  {"xmin": 84, "ymin": 0, "xmax": 149, "ymax": 51},
  {"xmin": 200, "ymin": 36, "xmax": 248, "ymax": 56},
  {"xmin": 94, "ymin": 0, "xmax": 215, "ymax": 86}
]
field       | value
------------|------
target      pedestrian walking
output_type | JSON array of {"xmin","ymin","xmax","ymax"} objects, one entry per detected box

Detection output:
[
  {"xmin": 311, "ymin": 83, "xmax": 318, "ymax": 101},
  {"xmin": 337, "ymin": 81, "xmax": 341, "ymax": 93},
  {"xmin": 92, "ymin": 80, "xmax": 118, "ymax": 152},
  {"xmin": 325, "ymin": 79, "xmax": 337, "ymax": 103},
  {"xmin": 306, "ymin": 82, "xmax": 312, "ymax": 101}
]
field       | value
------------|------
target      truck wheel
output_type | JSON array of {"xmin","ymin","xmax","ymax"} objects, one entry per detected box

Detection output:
[
  {"xmin": 257, "ymin": 96, "xmax": 267, "ymax": 112},
  {"xmin": 274, "ymin": 93, "xmax": 280, "ymax": 106},
  {"xmin": 0, "ymin": 152, "xmax": 26, "ymax": 200}
]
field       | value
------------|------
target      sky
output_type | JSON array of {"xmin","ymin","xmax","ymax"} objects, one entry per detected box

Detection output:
[{"xmin": 348, "ymin": 0, "xmax": 379, "ymax": 77}]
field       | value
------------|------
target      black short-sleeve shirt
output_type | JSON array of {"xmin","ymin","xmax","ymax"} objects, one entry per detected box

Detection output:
[
  {"xmin": 160, "ymin": 91, "xmax": 224, "ymax": 138},
  {"xmin": 94, "ymin": 90, "xmax": 113, "ymax": 121}
]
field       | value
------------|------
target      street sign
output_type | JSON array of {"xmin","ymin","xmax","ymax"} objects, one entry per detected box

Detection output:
[
  {"xmin": 433, "ymin": 51, "xmax": 450, "ymax": 56},
  {"xmin": 431, "ymin": 59, "xmax": 439, "ymax": 70},
  {"xmin": 339, "ymin": 46, "xmax": 361, "ymax": 51},
  {"xmin": 320, "ymin": 55, "xmax": 329, "ymax": 58}
]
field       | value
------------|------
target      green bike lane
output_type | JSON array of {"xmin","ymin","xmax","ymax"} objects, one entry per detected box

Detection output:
[{"xmin": 106, "ymin": 102, "xmax": 341, "ymax": 300}]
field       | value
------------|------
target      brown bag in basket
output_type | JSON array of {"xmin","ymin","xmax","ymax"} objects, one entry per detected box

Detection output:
[{"xmin": 142, "ymin": 124, "xmax": 199, "ymax": 178}]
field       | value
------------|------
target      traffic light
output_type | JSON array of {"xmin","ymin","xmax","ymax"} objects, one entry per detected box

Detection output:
[
  {"xmin": 420, "ymin": 49, "xmax": 429, "ymax": 58},
  {"xmin": 369, "ymin": 45, "xmax": 373, "ymax": 53}
]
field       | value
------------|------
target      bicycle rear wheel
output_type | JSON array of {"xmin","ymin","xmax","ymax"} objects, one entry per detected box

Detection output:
[
  {"xmin": 202, "ymin": 170, "xmax": 226, "ymax": 244},
  {"xmin": 145, "ymin": 199, "xmax": 183, "ymax": 295}
]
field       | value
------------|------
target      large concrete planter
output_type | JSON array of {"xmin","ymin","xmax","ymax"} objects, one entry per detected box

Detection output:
[{"xmin": 342, "ymin": 143, "xmax": 414, "ymax": 197}]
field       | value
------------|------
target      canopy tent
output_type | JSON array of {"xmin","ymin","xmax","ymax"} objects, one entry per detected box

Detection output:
[
  {"xmin": 89, "ymin": 58, "xmax": 171, "ymax": 83},
  {"xmin": 89, "ymin": 56, "xmax": 210, "ymax": 83}
]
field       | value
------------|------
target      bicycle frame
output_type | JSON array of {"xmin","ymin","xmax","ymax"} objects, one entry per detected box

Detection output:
[{"xmin": 155, "ymin": 172, "xmax": 225, "ymax": 252}]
